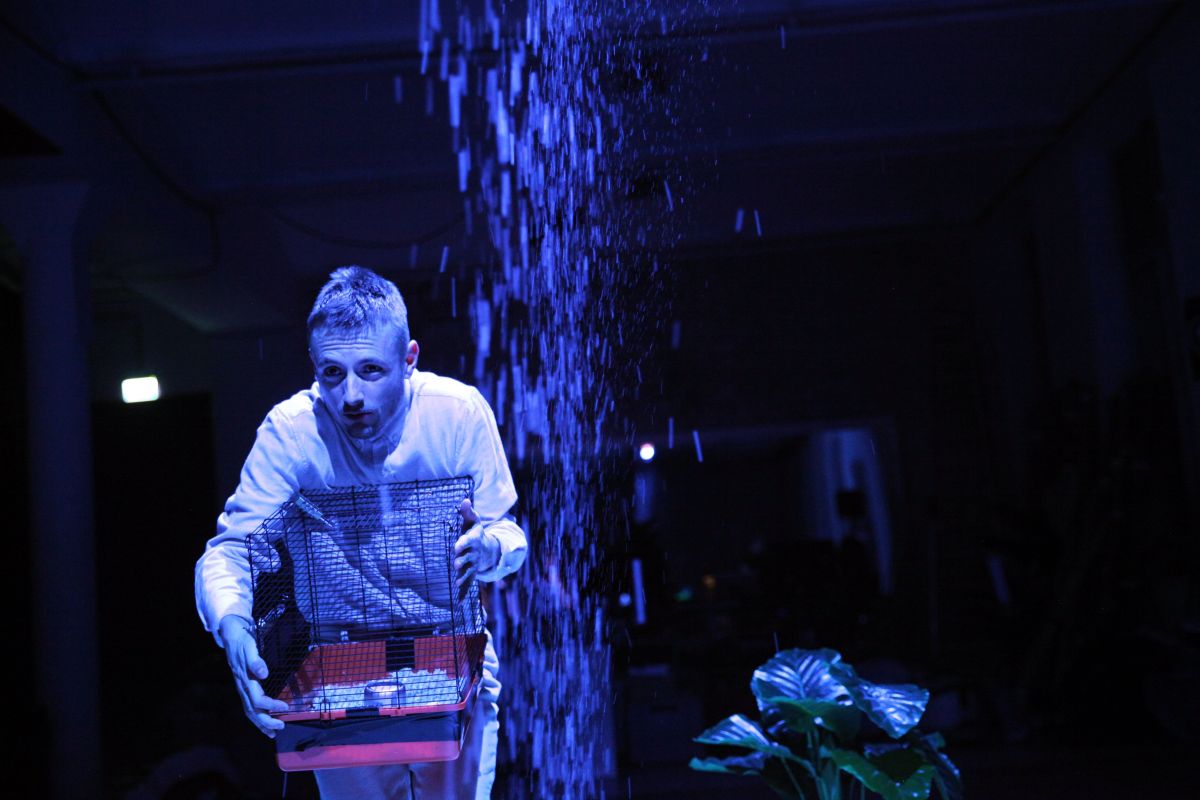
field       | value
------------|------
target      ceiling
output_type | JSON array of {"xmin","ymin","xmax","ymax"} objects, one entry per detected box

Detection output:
[{"xmin": 0, "ymin": 0, "xmax": 1182, "ymax": 333}]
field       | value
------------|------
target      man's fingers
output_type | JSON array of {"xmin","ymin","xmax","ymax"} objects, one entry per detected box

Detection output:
[
  {"xmin": 249, "ymin": 706, "xmax": 283, "ymax": 738},
  {"xmin": 233, "ymin": 664, "xmax": 285, "ymax": 737},
  {"xmin": 233, "ymin": 679, "xmax": 270, "ymax": 735},
  {"xmin": 455, "ymin": 549, "xmax": 478, "ymax": 576},
  {"xmin": 453, "ymin": 509, "xmax": 488, "ymax": 598},
  {"xmin": 455, "ymin": 526, "xmax": 482, "ymax": 556},
  {"xmin": 249, "ymin": 679, "xmax": 290, "ymax": 714},
  {"xmin": 456, "ymin": 570, "xmax": 477, "ymax": 601},
  {"xmin": 233, "ymin": 630, "xmax": 269, "ymax": 681},
  {"xmin": 238, "ymin": 680, "xmax": 286, "ymax": 736}
]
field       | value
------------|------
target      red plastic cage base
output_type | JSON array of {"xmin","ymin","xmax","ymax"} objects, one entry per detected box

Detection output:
[
  {"xmin": 274, "ymin": 674, "xmax": 479, "ymax": 771},
  {"xmin": 277, "ymin": 736, "xmax": 467, "ymax": 772}
]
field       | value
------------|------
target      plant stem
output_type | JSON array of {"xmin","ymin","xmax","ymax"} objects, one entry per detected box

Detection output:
[
  {"xmin": 805, "ymin": 731, "xmax": 822, "ymax": 800},
  {"xmin": 780, "ymin": 758, "xmax": 808, "ymax": 800},
  {"xmin": 811, "ymin": 731, "xmax": 835, "ymax": 800}
]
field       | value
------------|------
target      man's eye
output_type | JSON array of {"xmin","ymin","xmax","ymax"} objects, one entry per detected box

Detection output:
[
  {"xmin": 321, "ymin": 367, "xmax": 343, "ymax": 380},
  {"xmin": 362, "ymin": 364, "xmax": 385, "ymax": 375}
]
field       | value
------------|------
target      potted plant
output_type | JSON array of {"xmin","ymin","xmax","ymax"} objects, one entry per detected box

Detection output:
[{"xmin": 690, "ymin": 648, "xmax": 962, "ymax": 800}]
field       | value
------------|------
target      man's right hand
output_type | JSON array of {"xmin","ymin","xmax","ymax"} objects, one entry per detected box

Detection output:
[{"xmin": 219, "ymin": 615, "xmax": 288, "ymax": 738}]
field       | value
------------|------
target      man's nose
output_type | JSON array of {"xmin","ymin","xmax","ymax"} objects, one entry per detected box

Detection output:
[{"xmin": 343, "ymin": 374, "xmax": 364, "ymax": 407}]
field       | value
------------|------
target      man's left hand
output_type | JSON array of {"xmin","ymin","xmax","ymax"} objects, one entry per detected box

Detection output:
[{"xmin": 454, "ymin": 498, "xmax": 499, "ymax": 594}]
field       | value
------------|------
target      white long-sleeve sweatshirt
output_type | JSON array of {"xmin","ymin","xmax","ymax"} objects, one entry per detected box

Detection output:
[{"xmin": 195, "ymin": 368, "xmax": 527, "ymax": 646}]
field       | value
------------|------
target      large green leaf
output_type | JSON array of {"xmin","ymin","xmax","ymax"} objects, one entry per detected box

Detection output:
[
  {"xmin": 830, "ymin": 662, "xmax": 928, "ymax": 739},
  {"xmin": 909, "ymin": 733, "xmax": 962, "ymax": 800},
  {"xmin": 691, "ymin": 725, "xmax": 814, "ymax": 799},
  {"xmin": 829, "ymin": 746, "xmax": 935, "ymax": 800},
  {"xmin": 752, "ymin": 649, "xmax": 862, "ymax": 740},
  {"xmin": 694, "ymin": 714, "xmax": 805, "ymax": 763},
  {"xmin": 689, "ymin": 751, "xmax": 768, "ymax": 776},
  {"xmin": 752, "ymin": 649, "xmax": 852, "ymax": 706},
  {"xmin": 865, "ymin": 734, "xmax": 961, "ymax": 800},
  {"xmin": 772, "ymin": 697, "xmax": 862, "ymax": 741}
]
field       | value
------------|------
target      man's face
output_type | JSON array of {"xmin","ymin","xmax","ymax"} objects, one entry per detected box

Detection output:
[{"xmin": 309, "ymin": 323, "xmax": 417, "ymax": 439}]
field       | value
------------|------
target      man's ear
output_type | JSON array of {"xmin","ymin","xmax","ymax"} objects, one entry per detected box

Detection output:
[{"xmin": 404, "ymin": 340, "xmax": 420, "ymax": 376}]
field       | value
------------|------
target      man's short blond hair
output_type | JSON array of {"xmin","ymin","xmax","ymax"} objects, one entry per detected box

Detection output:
[{"xmin": 307, "ymin": 266, "xmax": 410, "ymax": 347}]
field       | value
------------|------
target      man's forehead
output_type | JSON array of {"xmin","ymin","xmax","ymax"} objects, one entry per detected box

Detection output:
[{"xmin": 310, "ymin": 323, "xmax": 404, "ymax": 357}]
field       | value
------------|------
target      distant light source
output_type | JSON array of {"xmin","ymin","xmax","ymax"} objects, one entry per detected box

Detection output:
[
  {"xmin": 638, "ymin": 442, "xmax": 655, "ymax": 462},
  {"xmin": 121, "ymin": 376, "xmax": 160, "ymax": 403}
]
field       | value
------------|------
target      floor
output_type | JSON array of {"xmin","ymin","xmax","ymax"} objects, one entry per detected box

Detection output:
[{"xmin": 613, "ymin": 740, "xmax": 1196, "ymax": 799}]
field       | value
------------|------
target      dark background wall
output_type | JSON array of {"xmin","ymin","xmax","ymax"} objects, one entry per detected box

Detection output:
[{"xmin": 2, "ymin": 1, "xmax": 1198, "ymax": 798}]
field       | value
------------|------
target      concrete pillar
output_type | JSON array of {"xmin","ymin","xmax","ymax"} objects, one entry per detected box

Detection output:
[{"xmin": 1, "ymin": 183, "xmax": 97, "ymax": 798}]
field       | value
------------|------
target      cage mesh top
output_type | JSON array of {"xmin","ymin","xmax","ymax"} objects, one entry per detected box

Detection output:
[{"xmin": 247, "ymin": 476, "xmax": 486, "ymax": 717}]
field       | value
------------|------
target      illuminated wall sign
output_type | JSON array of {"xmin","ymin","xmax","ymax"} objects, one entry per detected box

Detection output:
[{"xmin": 121, "ymin": 376, "xmax": 160, "ymax": 403}]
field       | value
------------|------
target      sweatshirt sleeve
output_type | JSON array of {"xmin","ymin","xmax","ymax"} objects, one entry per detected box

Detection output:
[
  {"xmin": 195, "ymin": 409, "xmax": 302, "ymax": 646},
  {"xmin": 457, "ymin": 388, "xmax": 528, "ymax": 582}
]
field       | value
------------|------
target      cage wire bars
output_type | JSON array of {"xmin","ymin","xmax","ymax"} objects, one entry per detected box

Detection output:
[{"xmin": 247, "ymin": 476, "xmax": 487, "ymax": 769}]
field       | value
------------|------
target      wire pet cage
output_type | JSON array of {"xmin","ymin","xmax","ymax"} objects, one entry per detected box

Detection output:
[{"xmin": 247, "ymin": 476, "xmax": 487, "ymax": 771}]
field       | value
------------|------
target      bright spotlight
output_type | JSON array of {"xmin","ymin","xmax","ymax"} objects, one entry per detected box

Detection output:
[
  {"xmin": 638, "ymin": 442, "xmax": 655, "ymax": 462},
  {"xmin": 121, "ymin": 376, "xmax": 160, "ymax": 403}
]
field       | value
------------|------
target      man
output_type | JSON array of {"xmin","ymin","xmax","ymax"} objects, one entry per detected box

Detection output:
[{"xmin": 195, "ymin": 266, "xmax": 527, "ymax": 798}]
